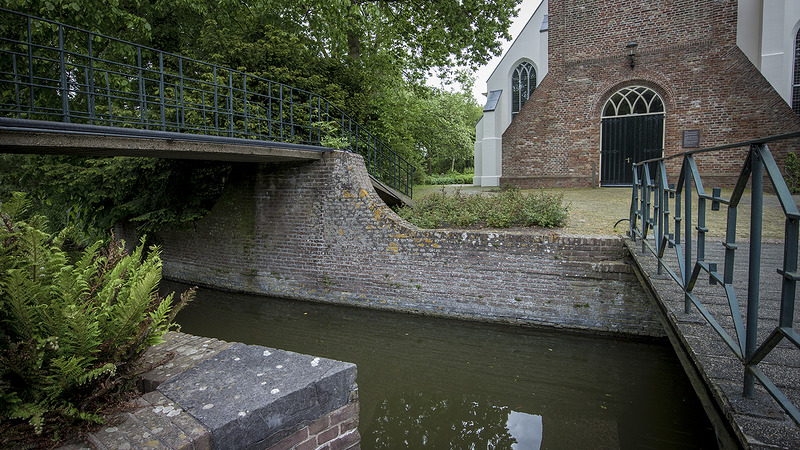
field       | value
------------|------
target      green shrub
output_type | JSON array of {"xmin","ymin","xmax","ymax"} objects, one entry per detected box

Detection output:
[
  {"xmin": 422, "ymin": 170, "xmax": 475, "ymax": 186},
  {"xmin": 0, "ymin": 193, "xmax": 194, "ymax": 441},
  {"xmin": 395, "ymin": 187, "xmax": 568, "ymax": 229},
  {"xmin": 787, "ymin": 152, "xmax": 800, "ymax": 194}
]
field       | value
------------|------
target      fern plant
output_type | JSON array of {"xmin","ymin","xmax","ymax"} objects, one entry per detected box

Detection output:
[{"xmin": 0, "ymin": 192, "xmax": 195, "ymax": 439}]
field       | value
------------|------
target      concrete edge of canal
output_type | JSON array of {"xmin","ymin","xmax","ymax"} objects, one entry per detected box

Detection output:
[{"xmin": 59, "ymin": 332, "xmax": 360, "ymax": 450}]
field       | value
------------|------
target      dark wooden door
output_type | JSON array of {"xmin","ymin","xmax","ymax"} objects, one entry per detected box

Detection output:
[{"xmin": 601, "ymin": 114, "xmax": 663, "ymax": 185}]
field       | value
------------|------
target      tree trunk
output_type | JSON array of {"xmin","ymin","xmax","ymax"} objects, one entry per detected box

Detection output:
[{"xmin": 346, "ymin": 1, "xmax": 361, "ymax": 60}]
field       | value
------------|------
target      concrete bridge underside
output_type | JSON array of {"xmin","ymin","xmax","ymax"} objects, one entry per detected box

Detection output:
[{"xmin": 0, "ymin": 117, "xmax": 411, "ymax": 206}]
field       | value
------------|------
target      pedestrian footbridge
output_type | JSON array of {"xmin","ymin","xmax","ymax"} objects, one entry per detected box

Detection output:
[
  {"xmin": 627, "ymin": 135, "xmax": 800, "ymax": 448},
  {"xmin": 0, "ymin": 8, "xmax": 413, "ymax": 206}
]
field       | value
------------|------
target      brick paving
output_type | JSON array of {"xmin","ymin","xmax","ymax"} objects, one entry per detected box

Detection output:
[{"xmin": 626, "ymin": 238, "xmax": 800, "ymax": 449}]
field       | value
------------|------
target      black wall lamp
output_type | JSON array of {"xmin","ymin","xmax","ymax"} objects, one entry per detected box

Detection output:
[{"xmin": 626, "ymin": 42, "xmax": 638, "ymax": 69}]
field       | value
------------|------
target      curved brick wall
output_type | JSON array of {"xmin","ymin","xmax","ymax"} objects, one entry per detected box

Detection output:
[{"xmin": 125, "ymin": 151, "xmax": 665, "ymax": 337}]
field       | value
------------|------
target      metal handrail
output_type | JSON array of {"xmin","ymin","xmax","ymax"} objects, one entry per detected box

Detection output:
[
  {"xmin": 0, "ymin": 8, "xmax": 414, "ymax": 197},
  {"xmin": 629, "ymin": 133, "xmax": 800, "ymax": 425}
]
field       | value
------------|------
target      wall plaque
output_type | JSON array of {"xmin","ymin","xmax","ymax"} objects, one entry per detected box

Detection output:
[{"xmin": 682, "ymin": 130, "xmax": 700, "ymax": 148}]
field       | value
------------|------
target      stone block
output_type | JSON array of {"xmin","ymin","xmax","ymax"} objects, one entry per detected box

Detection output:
[{"xmin": 158, "ymin": 343, "xmax": 357, "ymax": 450}]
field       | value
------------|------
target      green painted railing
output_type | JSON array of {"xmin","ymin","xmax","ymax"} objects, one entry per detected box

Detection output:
[
  {"xmin": 629, "ymin": 132, "xmax": 800, "ymax": 426},
  {"xmin": 0, "ymin": 8, "xmax": 413, "ymax": 197}
]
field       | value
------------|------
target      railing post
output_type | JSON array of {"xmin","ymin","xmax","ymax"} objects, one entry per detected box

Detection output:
[
  {"xmin": 779, "ymin": 212, "xmax": 799, "ymax": 328},
  {"xmin": 723, "ymin": 206, "xmax": 738, "ymax": 285},
  {"xmin": 684, "ymin": 156, "xmax": 692, "ymax": 313},
  {"xmin": 12, "ymin": 55, "xmax": 20, "ymax": 117},
  {"xmin": 744, "ymin": 144, "xmax": 764, "ymax": 397},
  {"xmin": 279, "ymin": 84, "xmax": 284, "ymax": 141},
  {"xmin": 59, "ymin": 24, "xmax": 70, "ymax": 122},
  {"xmin": 159, "ymin": 52, "xmax": 166, "ymax": 130},
  {"xmin": 656, "ymin": 163, "xmax": 665, "ymax": 274},
  {"xmin": 662, "ymin": 163, "xmax": 672, "ymax": 246},
  {"xmin": 642, "ymin": 166, "xmax": 651, "ymax": 253},
  {"xmin": 138, "ymin": 47, "xmax": 145, "ymax": 126},
  {"xmin": 213, "ymin": 66, "xmax": 219, "ymax": 133},
  {"xmin": 27, "ymin": 17, "xmax": 34, "ymax": 114},
  {"xmin": 228, "ymin": 71, "xmax": 234, "ymax": 136},
  {"xmin": 178, "ymin": 57, "xmax": 184, "ymax": 132},
  {"xmin": 630, "ymin": 167, "xmax": 639, "ymax": 241},
  {"xmin": 290, "ymin": 88, "xmax": 297, "ymax": 141},
  {"xmin": 88, "ymin": 33, "xmax": 95, "ymax": 124},
  {"xmin": 243, "ymin": 73, "xmax": 248, "ymax": 136}
]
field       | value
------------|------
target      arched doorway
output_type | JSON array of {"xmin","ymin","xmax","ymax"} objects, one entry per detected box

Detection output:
[{"xmin": 600, "ymin": 86, "xmax": 665, "ymax": 185}]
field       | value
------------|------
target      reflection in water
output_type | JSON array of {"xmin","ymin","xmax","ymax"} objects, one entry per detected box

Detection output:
[
  {"xmin": 367, "ymin": 393, "xmax": 516, "ymax": 448},
  {"xmin": 166, "ymin": 282, "xmax": 718, "ymax": 449},
  {"xmin": 507, "ymin": 411, "xmax": 542, "ymax": 450}
]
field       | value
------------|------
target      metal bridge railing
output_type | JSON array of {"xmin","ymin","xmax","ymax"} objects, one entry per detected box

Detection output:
[
  {"xmin": 629, "ymin": 132, "xmax": 800, "ymax": 425},
  {"xmin": 0, "ymin": 8, "xmax": 414, "ymax": 197}
]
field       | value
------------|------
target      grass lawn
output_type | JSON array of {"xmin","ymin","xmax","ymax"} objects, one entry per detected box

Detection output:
[{"xmin": 410, "ymin": 184, "xmax": 799, "ymax": 240}]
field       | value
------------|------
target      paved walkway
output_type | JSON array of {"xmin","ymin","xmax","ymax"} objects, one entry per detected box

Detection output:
[{"xmin": 626, "ymin": 238, "xmax": 799, "ymax": 449}]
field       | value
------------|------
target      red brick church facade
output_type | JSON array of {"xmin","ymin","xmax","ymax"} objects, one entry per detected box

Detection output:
[{"xmin": 501, "ymin": 0, "xmax": 800, "ymax": 188}]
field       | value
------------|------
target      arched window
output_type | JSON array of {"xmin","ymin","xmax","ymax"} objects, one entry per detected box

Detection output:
[
  {"xmin": 511, "ymin": 61, "xmax": 536, "ymax": 119},
  {"xmin": 793, "ymin": 28, "xmax": 800, "ymax": 115},
  {"xmin": 602, "ymin": 86, "xmax": 664, "ymax": 117}
]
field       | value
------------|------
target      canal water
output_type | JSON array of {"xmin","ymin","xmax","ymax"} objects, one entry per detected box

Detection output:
[{"xmin": 165, "ymin": 282, "xmax": 718, "ymax": 449}]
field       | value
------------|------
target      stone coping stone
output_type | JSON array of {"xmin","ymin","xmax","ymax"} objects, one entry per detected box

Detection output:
[
  {"xmin": 63, "ymin": 333, "xmax": 357, "ymax": 449},
  {"xmin": 157, "ymin": 342, "xmax": 357, "ymax": 449}
]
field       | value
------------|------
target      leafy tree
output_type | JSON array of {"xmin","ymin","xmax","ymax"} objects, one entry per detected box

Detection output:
[
  {"xmin": 0, "ymin": 0, "xmax": 517, "ymax": 232},
  {"xmin": 0, "ymin": 155, "xmax": 231, "ymax": 244},
  {"xmin": 260, "ymin": 0, "xmax": 519, "ymax": 80},
  {"xmin": 2, "ymin": 0, "xmax": 152, "ymax": 41},
  {"xmin": 0, "ymin": 193, "xmax": 194, "ymax": 441},
  {"xmin": 415, "ymin": 87, "xmax": 482, "ymax": 174}
]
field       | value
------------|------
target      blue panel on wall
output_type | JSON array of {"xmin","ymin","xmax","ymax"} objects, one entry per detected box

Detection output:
[{"xmin": 484, "ymin": 90, "xmax": 502, "ymax": 112}]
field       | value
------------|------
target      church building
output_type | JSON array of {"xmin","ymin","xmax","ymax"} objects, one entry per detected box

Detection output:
[{"xmin": 473, "ymin": 0, "xmax": 800, "ymax": 188}]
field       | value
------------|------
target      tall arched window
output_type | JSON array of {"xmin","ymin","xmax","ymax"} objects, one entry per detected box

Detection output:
[
  {"xmin": 793, "ymin": 28, "xmax": 800, "ymax": 115},
  {"xmin": 511, "ymin": 61, "xmax": 536, "ymax": 120}
]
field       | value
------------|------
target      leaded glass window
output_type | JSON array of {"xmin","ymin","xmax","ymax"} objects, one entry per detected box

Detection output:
[
  {"xmin": 602, "ymin": 86, "xmax": 664, "ymax": 117},
  {"xmin": 793, "ymin": 28, "xmax": 800, "ymax": 115},
  {"xmin": 511, "ymin": 61, "xmax": 536, "ymax": 120}
]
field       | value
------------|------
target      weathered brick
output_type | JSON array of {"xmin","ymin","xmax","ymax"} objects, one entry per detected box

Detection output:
[
  {"xmin": 294, "ymin": 437, "xmax": 319, "ymax": 450},
  {"xmin": 308, "ymin": 415, "xmax": 330, "ymax": 436},
  {"xmin": 328, "ymin": 430, "xmax": 360, "ymax": 450},
  {"xmin": 269, "ymin": 427, "xmax": 309, "ymax": 450},
  {"xmin": 118, "ymin": 151, "xmax": 666, "ymax": 338},
  {"xmin": 317, "ymin": 426, "xmax": 340, "ymax": 446},
  {"xmin": 329, "ymin": 402, "xmax": 359, "ymax": 427}
]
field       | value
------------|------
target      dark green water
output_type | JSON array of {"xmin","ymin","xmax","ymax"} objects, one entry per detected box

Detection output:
[{"xmin": 165, "ymin": 282, "xmax": 718, "ymax": 449}]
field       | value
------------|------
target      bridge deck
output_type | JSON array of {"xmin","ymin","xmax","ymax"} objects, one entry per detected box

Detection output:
[
  {"xmin": 0, "ymin": 117, "xmax": 326, "ymax": 163},
  {"xmin": 626, "ymin": 239, "xmax": 800, "ymax": 449},
  {"xmin": 0, "ymin": 117, "xmax": 413, "ymax": 206}
]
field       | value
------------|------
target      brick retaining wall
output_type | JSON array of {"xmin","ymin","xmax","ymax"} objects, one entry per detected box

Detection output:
[{"xmin": 124, "ymin": 150, "xmax": 664, "ymax": 337}]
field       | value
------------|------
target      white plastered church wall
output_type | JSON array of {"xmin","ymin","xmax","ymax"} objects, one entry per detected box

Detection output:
[
  {"xmin": 473, "ymin": 0, "xmax": 549, "ymax": 187},
  {"xmin": 738, "ymin": 0, "xmax": 800, "ymax": 106}
]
